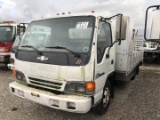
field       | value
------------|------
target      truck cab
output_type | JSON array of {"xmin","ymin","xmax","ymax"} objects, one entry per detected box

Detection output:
[{"xmin": 9, "ymin": 14, "xmax": 143, "ymax": 115}]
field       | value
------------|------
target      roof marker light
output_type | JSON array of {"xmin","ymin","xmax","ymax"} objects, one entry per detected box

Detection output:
[{"xmin": 0, "ymin": 21, "xmax": 16, "ymax": 24}]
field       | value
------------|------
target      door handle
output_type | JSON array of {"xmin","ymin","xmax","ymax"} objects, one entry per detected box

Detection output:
[{"xmin": 111, "ymin": 59, "xmax": 114, "ymax": 64}]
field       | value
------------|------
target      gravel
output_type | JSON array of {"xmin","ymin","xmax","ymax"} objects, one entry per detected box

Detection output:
[{"xmin": 0, "ymin": 62, "xmax": 160, "ymax": 120}]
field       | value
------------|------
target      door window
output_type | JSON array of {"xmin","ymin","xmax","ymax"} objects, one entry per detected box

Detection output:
[{"xmin": 97, "ymin": 22, "xmax": 112, "ymax": 63}]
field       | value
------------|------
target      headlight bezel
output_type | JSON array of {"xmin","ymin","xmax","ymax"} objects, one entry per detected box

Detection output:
[
  {"xmin": 64, "ymin": 81, "xmax": 95, "ymax": 96},
  {"xmin": 16, "ymin": 71, "xmax": 27, "ymax": 84}
]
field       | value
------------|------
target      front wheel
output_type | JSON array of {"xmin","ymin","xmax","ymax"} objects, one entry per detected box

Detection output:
[{"xmin": 93, "ymin": 80, "xmax": 111, "ymax": 115}]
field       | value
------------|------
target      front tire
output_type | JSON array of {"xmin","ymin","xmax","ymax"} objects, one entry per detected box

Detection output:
[{"xmin": 93, "ymin": 80, "xmax": 111, "ymax": 115}]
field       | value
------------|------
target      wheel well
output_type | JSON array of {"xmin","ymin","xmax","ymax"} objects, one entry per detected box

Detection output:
[{"xmin": 106, "ymin": 72, "xmax": 115, "ymax": 98}]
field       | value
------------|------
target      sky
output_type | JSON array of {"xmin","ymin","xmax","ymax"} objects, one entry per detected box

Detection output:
[{"xmin": 0, "ymin": 0, "xmax": 160, "ymax": 35}]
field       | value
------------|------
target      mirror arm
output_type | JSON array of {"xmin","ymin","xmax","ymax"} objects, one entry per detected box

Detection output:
[
  {"xmin": 106, "ymin": 13, "xmax": 123, "ymax": 20},
  {"xmin": 106, "ymin": 40, "xmax": 119, "ymax": 58},
  {"xmin": 118, "ymin": 14, "xmax": 123, "ymax": 43},
  {"xmin": 118, "ymin": 40, "xmax": 121, "ymax": 45}
]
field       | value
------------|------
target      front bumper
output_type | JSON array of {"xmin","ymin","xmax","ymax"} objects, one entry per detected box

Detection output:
[{"xmin": 9, "ymin": 82, "xmax": 92, "ymax": 113}]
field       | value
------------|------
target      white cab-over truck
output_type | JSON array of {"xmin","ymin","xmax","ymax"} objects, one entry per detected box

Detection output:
[{"xmin": 9, "ymin": 13, "xmax": 143, "ymax": 115}]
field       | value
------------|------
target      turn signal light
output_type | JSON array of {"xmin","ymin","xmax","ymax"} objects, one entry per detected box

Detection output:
[
  {"xmin": 0, "ymin": 48, "xmax": 9, "ymax": 52},
  {"xmin": 13, "ymin": 70, "xmax": 16, "ymax": 76},
  {"xmin": 4, "ymin": 48, "xmax": 9, "ymax": 52},
  {"xmin": 86, "ymin": 81, "xmax": 95, "ymax": 91}
]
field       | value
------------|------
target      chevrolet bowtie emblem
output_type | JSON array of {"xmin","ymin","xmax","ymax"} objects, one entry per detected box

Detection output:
[{"xmin": 37, "ymin": 56, "xmax": 48, "ymax": 61}]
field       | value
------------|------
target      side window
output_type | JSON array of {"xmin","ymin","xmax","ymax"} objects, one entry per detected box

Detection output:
[{"xmin": 97, "ymin": 22, "xmax": 112, "ymax": 63}]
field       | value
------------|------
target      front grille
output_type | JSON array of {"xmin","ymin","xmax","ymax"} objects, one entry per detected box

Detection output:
[{"xmin": 28, "ymin": 77, "xmax": 63, "ymax": 90}]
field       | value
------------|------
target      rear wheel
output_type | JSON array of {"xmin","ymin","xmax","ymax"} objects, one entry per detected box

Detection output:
[
  {"xmin": 131, "ymin": 66, "xmax": 139, "ymax": 80},
  {"xmin": 93, "ymin": 80, "xmax": 111, "ymax": 115}
]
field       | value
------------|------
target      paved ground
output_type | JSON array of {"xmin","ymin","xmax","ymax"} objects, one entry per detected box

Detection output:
[{"xmin": 0, "ymin": 62, "xmax": 160, "ymax": 120}]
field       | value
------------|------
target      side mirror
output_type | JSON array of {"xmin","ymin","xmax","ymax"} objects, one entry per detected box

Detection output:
[
  {"xmin": 144, "ymin": 5, "xmax": 160, "ymax": 42},
  {"xmin": 106, "ymin": 54, "xmax": 109, "ymax": 58},
  {"xmin": 116, "ymin": 15, "xmax": 127, "ymax": 40},
  {"xmin": 17, "ymin": 23, "xmax": 29, "ymax": 35},
  {"xmin": 11, "ymin": 46, "xmax": 18, "ymax": 53}
]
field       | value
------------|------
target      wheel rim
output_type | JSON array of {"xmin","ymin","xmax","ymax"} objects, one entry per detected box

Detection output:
[{"xmin": 103, "ymin": 87, "xmax": 110, "ymax": 107}]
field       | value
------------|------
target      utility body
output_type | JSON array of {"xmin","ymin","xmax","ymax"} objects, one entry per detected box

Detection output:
[{"xmin": 9, "ymin": 13, "xmax": 143, "ymax": 115}]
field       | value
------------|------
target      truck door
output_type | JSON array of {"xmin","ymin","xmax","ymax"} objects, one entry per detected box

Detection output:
[{"xmin": 95, "ymin": 21, "xmax": 114, "ymax": 91}]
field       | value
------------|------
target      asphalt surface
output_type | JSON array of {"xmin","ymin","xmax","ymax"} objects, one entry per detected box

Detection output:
[{"xmin": 0, "ymin": 62, "xmax": 160, "ymax": 120}]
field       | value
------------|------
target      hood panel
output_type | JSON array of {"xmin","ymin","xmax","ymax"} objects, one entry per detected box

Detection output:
[{"xmin": 16, "ymin": 60, "xmax": 84, "ymax": 81}]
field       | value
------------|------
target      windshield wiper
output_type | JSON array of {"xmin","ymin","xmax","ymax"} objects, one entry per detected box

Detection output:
[
  {"xmin": 45, "ymin": 46, "xmax": 81, "ymax": 58},
  {"xmin": 20, "ymin": 45, "xmax": 42, "ymax": 55}
]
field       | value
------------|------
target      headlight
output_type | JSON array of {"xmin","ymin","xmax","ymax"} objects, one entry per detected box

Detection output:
[
  {"xmin": 16, "ymin": 71, "xmax": 27, "ymax": 83},
  {"xmin": 64, "ymin": 81, "xmax": 95, "ymax": 95}
]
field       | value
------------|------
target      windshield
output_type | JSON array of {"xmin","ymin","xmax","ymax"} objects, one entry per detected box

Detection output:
[
  {"xmin": 0, "ymin": 26, "xmax": 16, "ymax": 42},
  {"xmin": 19, "ymin": 16, "xmax": 95, "ymax": 53}
]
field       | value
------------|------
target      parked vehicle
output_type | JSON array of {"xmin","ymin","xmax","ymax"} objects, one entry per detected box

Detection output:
[
  {"xmin": 8, "ymin": 35, "xmax": 21, "ymax": 70},
  {"xmin": 0, "ymin": 21, "xmax": 28, "ymax": 65},
  {"xmin": 7, "ymin": 23, "xmax": 28, "ymax": 70},
  {"xmin": 9, "ymin": 13, "xmax": 143, "ymax": 115},
  {"xmin": 143, "ymin": 41, "xmax": 160, "ymax": 62},
  {"xmin": 144, "ymin": 5, "xmax": 160, "ymax": 62},
  {"xmin": 0, "ymin": 21, "xmax": 17, "ymax": 64},
  {"xmin": 143, "ymin": 42, "xmax": 157, "ymax": 51}
]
